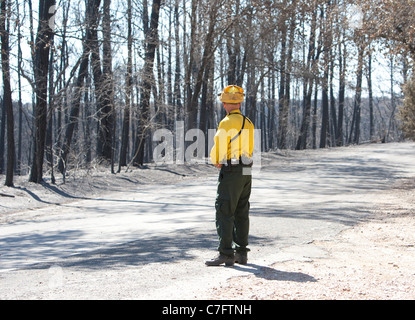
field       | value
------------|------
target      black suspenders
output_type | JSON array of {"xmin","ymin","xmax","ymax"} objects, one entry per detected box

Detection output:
[
  {"xmin": 229, "ymin": 112, "xmax": 248, "ymax": 143},
  {"xmin": 230, "ymin": 114, "xmax": 246, "ymax": 143},
  {"xmin": 225, "ymin": 113, "xmax": 252, "ymax": 171},
  {"xmin": 225, "ymin": 112, "xmax": 253, "ymax": 169}
]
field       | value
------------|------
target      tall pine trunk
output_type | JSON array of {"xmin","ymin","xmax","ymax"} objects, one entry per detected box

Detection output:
[
  {"xmin": 296, "ymin": 5, "xmax": 317, "ymax": 151},
  {"xmin": 1, "ymin": 0, "xmax": 15, "ymax": 186},
  {"xmin": 336, "ymin": 36, "xmax": 346, "ymax": 146},
  {"xmin": 133, "ymin": 0, "xmax": 161, "ymax": 166},
  {"xmin": 349, "ymin": 43, "xmax": 364, "ymax": 145},
  {"xmin": 118, "ymin": 0, "xmax": 133, "ymax": 170},
  {"xmin": 29, "ymin": 0, "xmax": 56, "ymax": 183},
  {"xmin": 96, "ymin": 0, "xmax": 115, "ymax": 165}
]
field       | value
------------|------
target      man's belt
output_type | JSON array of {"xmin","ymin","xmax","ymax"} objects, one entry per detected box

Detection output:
[{"xmin": 226, "ymin": 157, "xmax": 253, "ymax": 167}]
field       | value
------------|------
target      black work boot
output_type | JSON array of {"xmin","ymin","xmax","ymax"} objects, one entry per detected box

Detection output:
[
  {"xmin": 234, "ymin": 252, "xmax": 248, "ymax": 265},
  {"xmin": 205, "ymin": 254, "xmax": 234, "ymax": 266}
]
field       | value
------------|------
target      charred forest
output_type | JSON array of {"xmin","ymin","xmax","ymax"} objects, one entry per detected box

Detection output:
[{"xmin": 1, "ymin": 0, "xmax": 414, "ymax": 186}]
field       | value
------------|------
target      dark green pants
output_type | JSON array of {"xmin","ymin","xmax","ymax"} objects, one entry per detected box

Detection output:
[{"xmin": 215, "ymin": 165, "xmax": 252, "ymax": 257}]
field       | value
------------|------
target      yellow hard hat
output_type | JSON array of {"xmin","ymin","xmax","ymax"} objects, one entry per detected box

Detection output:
[{"xmin": 218, "ymin": 85, "xmax": 245, "ymax": 104}]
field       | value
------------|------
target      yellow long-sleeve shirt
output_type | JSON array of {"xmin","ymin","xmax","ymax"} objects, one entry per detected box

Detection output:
[{"xmin": 210, "ymin": 110, "xmax": 255, "ymax": 165}]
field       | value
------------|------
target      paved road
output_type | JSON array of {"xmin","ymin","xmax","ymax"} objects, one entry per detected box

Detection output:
[{"xmin": 1, "ymin": 142, "xmax": 415, "ymax": 299}]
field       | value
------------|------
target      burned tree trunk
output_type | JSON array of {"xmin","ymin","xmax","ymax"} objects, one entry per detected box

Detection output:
[{"xmin": 29, "ymin": 0, "xmax": 56, "ymax": 183}]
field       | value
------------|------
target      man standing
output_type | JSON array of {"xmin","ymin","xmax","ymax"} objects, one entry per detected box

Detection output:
[{"xmin": 205, "ymin": 85, "xmax": 255, "ymax": 267}]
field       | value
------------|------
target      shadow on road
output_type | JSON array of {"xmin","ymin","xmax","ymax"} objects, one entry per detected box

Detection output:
[
  {"xmin": 233, "ymin": 263, "xmax": 317, "ymax": 283},
  {"xmin": 18, "ymin": 230, "xmax": 274, "ymax": 272}
]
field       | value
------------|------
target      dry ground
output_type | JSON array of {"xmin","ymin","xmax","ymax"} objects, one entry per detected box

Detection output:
[{"xmin": 208, "ymin": 178, "xmax": 415, "ymax": 300}]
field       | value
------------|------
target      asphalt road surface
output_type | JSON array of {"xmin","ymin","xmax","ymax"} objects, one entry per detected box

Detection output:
[{"xmin": 1, "ymin": 142, "xmax": 415, "ymax": 299}]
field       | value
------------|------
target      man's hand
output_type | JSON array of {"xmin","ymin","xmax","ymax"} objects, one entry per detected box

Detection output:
[{"xmin": 214, "ymin": 164, "xmax": 222, "ymax": 169}]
